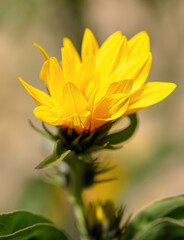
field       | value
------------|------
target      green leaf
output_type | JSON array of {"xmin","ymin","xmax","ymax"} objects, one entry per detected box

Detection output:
[
  {"xmin": 35, "ymin": 140, "xmax": 70, "ymax": 169},
  {"xmin": 134, "ymin": 218, "xmax": 184, "ymax": 240},
  {"xmin": 0, "ymin": 211, "xmax": 69, "ymax": 240},
  {"xmin": 126, "ymin": 195, "xmax": 184, "ymax": 240},
  {"xmin": 102, "ymin": 113, "xmax": 138, "ymax": 145}
]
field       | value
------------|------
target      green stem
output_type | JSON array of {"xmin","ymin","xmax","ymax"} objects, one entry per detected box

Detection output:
[{"xmin": 66, "ymin": 153, "xmax": 89, "ymax": 240}]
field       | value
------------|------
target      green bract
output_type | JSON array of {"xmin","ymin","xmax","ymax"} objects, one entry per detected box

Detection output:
[{"xmin": 32, "ymin": 114, "xmax": 138, "ymax": 170}]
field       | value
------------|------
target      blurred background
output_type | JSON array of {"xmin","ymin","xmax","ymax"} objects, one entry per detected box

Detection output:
[{"xmin": 0, "ymin": 0, "xmax": 184, "ymax": 237}]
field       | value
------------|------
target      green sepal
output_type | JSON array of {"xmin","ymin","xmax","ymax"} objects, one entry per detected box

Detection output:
[
  {"xmin": 30, "ymin": 115, "xmax": 138, "ymax": 156},
  {"xmin": 70, "ymin": 135, "xmax": 83, "ymax": 151},
  {"xmin": 104, "ymin": 144, "xmax": 123, "ymax": 150},
  {"xmin": 126, "ymin": 195, "xmax": 184, "ymax": 240},
  {"xmin": 42, "ymin": 122, "xmax": 58, "ymax": 140},
  {"xmin": 102, "ymin": 113, "xmax": 138, "ymax": 145},
  {"xmin": 82, "ymin": 131, "xmax": 95, "ymax": 145},
  {"xmin": 0, "ymin": 210, "xmax": 69, "ymax": 240},
  {"xmin": 35, "ymin": 140, "xmax": 71, "ymax": 169},
  {"xmin": 29, "ymin": 120, "xmax": 58, "ymax": 141},
  {"xmin": 95, "ymin": 165, "xmax": 117, "ymax": 175},
  {"xmin": 93, "ymin": 122, "xmax": 113, "ymax": 145},
  {"xmin": 94, "ymin": 177, "xmax": 117, "ymax": 184},
  {"xmin": 85, "ymin": 145, "xmax": 108, "ymax": 154},
  {"xmin": 83, "ymin": 141, "xmax": 122, "ymax": 154}
]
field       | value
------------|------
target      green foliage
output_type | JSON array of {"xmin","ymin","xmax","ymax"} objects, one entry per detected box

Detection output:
[
  {"xmin": 0, "ymin": 211, "xmax": 69, "ymax": 239},
  {"xmin": 125, "ymin": 195, "xmax": 184, "ymax": 240},
  {"xmin": 132, "ymin": 218, "xmax": 184, "ymax": 240}
]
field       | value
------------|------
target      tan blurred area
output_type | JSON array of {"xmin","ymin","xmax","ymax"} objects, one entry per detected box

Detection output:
[{"xmin": 0, "ymin": 0, "xmax": 184, "ymax": 225}]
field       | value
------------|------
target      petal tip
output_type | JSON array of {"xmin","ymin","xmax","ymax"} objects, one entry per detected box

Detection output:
[
  {"xmin": 63, "ymin": 37, "xmax": 70, "ymax": 47},
  {"xmin": 168, "ymin": 82, "xmax": 177, "ymax": 92},
  {"xmin": 33, "ymin": 43, "xmax": 49, "ymax": 60},
  {"xmin": 84, "ymin": 27, "xmax": 91, "ymax": 33},
  {"xmin": 18, "ymin": 77, "xmax": 25, "ymax": 85}
]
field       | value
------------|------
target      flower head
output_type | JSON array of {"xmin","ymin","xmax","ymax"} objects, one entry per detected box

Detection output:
[
  {"xmin": 19, "ymin": 29, "xmax": 176, "ymax": 132},
  {"xmin": 86, "ymin": 201, "xmax": 129, "ymax": 239}
]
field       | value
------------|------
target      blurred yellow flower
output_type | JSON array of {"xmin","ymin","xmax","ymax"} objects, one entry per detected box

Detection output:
[{"xmin": 19, "ymin": 29, "xmax": 176, "ymax": 132}]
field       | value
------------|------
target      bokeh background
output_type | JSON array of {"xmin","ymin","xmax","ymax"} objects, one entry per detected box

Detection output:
[{"xmin": 0, "ymin": 0, "xmax": 184, "ymax": 237}]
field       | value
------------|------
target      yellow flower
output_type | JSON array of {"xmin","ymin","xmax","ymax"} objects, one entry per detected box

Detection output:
[{"xmin": 19, "ymin": 29, "xmax": 176, "ymax": 132}]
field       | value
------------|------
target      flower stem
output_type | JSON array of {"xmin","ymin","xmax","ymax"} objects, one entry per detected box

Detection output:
[{"xmin": 66, "ymin": 153, "xmax": 89, "ymax": 240}]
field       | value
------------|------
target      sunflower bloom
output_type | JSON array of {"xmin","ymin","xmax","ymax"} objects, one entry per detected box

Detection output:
[{"xmin": 19, "ymin": 29, "xmax": 176, "ymax": 132}]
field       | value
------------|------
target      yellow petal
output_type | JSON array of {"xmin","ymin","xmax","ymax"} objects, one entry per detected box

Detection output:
[
  {"xmin": 61, "ymin": 82, "xmax": 88, "ymax": 117},
  {"xmin": 81, "ymin": 28, "xmax": 99, "ymax": 61},
  {"xmin": 62, "ymin": 111, "xmax": 91, "ymax": 132},
  {"xmin": 33, "ymin": 43, "xmax": 49, "ymax": 61},
  {"xmin": 61, "ymin": 48, "xmax": 76, "ymax": 82},
  {"xmin": 116, "ymin": 36, "xmax": 129, "ymax": 67},
  {"xmin": 105, "ymin": 80, "xmax": 133, "ymax": 96},
  {"xmin": 86, "ymin": 87, "xmax": 99, "ymax": 112},
  {"xmin": 126, "ymin": 82, "xmax": 176, "ymax": 115},
  {"xmin": 113, "ymin": 52, "xmax": 152, "ymax": 93},
  {"xmin": 77, "ymin": 55, "xmax": 98, "ymax": 99},
  {"xmin": 40, "ymin": 60, "xmax": 49, "ymax": 85},
  {"xmin": 96, "ymin": 32, "xmax": 127, "ymax": 80},
  {"xmin": 98, "ymin": 31, "xmax": 122, "ymax": 53},
  {"xmin": 33, "ymin": 105, "xmax": 61, "ymax": 125},
  {"xmin": 95, "ymin": 69, "xmax": 132, "ymax": 103},
  {"xmin": 40, "ymin": 57, "xmax": 64, "ymax": 91},
  {"xmin": 47, "ymin": 58, "xmax": 65, "ymax": 105},
  {"xmin": 18, "ymin": 77, "xmax": 57, "ymax": 107},
  {"xmin": 63, "ymin": 37, "xmax": 81, "ymax": 72},
  {"xmin": 93, "ymin": 93, "xmax": 129, "ymax": 121},
  {"xmin": 128, "ymin": 31, "xmax": 150, "ymax": 61}
]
